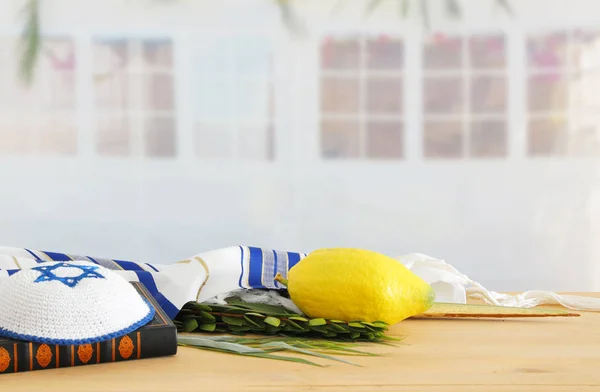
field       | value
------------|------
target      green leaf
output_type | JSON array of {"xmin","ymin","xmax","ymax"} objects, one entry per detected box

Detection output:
[
  {"xmin": 350, "ymin": 331, "xmax": 361, "ymax": 339},
  {"xmin": 286, "ymin": 319, "xmax": 306, "ymax": 330},
  {"xmin": 200, "ymin": 311, "xmax": 216, "ymax": 322},
  {"xmin": 308, "ymin": 318, "xmax": 327, "ymax": 327},
  {"xmin": 348, "ymin": 322, "xmax": 365, "ymax": 329},
  {"xmin": 233, "ymin": 302, "xmax": 291, "ymax": 316},
  {"xmin": 183, "ymin": 318, "xmax": 198, "ymax": 332},
  {"xmin": 264, "ymin": 316, "xmax": 281, "ymax": 327},
  {"xmin": 245, "ymin": 312, "xmax": 266, "ymax": 318},
  {"xmin": 330, "ymin": 323, "xmax": 349, "ymax": 333},
  {"xmin": 228, "ymin": 325, "xmax": 252, "ymax": 333},
  {"xmin": 243, "ymin": 316, "xmax": 262, "ymax": 328},
  {"xmin": 195, "ymin": 303, "xmax": 213, "ymax": 312},
  {"xmin": 288, "ymin": 316, "xmax": 308, "ymax": 322},
  {"xmin": 222, "ymin": 316, "xmax": 244, "ymax": 326},
  {"xmin": 199, "ymin": 323, "xmax": 216, "ymax": 332}
]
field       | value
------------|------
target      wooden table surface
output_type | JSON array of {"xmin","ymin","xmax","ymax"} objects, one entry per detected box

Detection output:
[{"xmin": 3, "ymin": 295, "xmax": 600, "ymax": 392}]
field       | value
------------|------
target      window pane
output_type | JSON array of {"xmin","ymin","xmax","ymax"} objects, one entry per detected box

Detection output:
[
  {"xmin": 238, "ymin": 124, "xmax": 271, "ymax": 160},
  {"xmin": 367, "ymin": 121, "xmax": 403, "ymax": 158},
  {"xmin": 94, "ymin": 66, "xmax": 129, "ymax": 110},
  {"xmin": 424, "ymin": 121, "xmax": 463, "ymax": 158},
  {"xmin": 424, "ymin": 76, "xmax": 464, "ymax": 115},
  {"xmin": 572, "ymin": 30, "xmax": 600, "ymax": 69},
  {"xmin": 232, "ymin": 37, "xmax": 272, "ymax": 75},
  {"xmin": 321, "ymin": 77, "xmax": 360, "ymax": 114},
  {"xmin": 196, "ymin": 124, "xmax": 234, "ymax": 159},
  {"xmin": 235, "ymin": 80, "xmax": 271, "ymax": 121},
  {"xmin": 528, "ymin": 73, "xmax": 567, "ymax": 112},
  {"xmin": 568, "ymin": 118, "xmax": 600, "ymax": 156},
  {"xmin": 528, "ymin": 117, "xmax": 566, "ymax": 156},
  {"xmin": 321, "ymin": 38, "xmax": 360, "ymax": 70},
  {"xmin": 471, "ymin": 75, "xmax": 506, "ymax": 114},
  {"xmin": 470, "ymin": 120, "xmax": 507, "ymax": 158},
  {"xmin": 366, "ymin": 38, "xmax": 403, "ymax": 70},
  {"xmin": 195, "ymin": 38, "xmax": 231, "ymax": 76},
  {"xmin": 424, "ymin": 36, "xmax": 463, "ymax": 70},
  {"xmin": 143, "ymin": 40, "xmax": 172, "ymax": 68},
  {"xmin": 572, "ymin": 71, "xmax": 600, "ymax": 114},
  {"xmin": 321, "ymin": 120, "xmax": 360, "ymax": 158},
  {"xmin": 527, "ymin": 32, "xmax": 568, "ymax": 69},
  {"xmin": 145, "ymin": 72, "xmax": 174, "ymax": 111},
  {"xmin": 93, "ymin": 39, "xmax": 129, "ymax": 74},
  {"xmin": 194, "ymin": 79, "xmax": 234, "ymax": 121},
  {"xmin": 39, "ymin": 117, "xmax": 77, "ymax": 155},
  {"xmin": 366, "ymin": 77, "xmax": 402, "ymax": 114},
  {"xmin": 40, "ymin": 39, "xmax": 76, "ymax": 110},
  {"xmin": 145, "ymin": 117, "xmax": 175, "ymax": 157},
  {"xmin": 469, "ymin": 35, "xmax": 505, "ymax": 70},
  {"xmin": 96, "ymin": 117, "xmax": 130, "ymax": 156}
]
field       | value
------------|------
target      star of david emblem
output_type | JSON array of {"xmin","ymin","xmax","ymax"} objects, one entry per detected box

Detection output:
[{"xmin": 31, "ymin": 262, "xmax": 105, "ymax": 288}]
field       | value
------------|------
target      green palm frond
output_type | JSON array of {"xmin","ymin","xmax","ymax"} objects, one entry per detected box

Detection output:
[
  {"xmin": 19, "ymin": 0, "xmax": 40, "ymax": 84},
  {"xmin": 177, "ymin": 335, "xmax": 396, "ymax": 367}
]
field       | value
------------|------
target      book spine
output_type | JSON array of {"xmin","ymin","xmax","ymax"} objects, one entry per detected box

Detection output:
[{"xmin": 0, "ymin": 327, "xmax": 177, "ymax": 374}]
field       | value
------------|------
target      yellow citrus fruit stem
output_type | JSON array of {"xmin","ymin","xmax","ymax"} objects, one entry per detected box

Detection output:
[{"xmin": 274, "ymin": 273, "xmax": 288, "ymax": 287}]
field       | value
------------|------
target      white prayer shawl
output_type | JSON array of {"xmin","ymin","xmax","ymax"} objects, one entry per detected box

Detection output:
[{"xmin": 1, "ymin": 246, "xmax": 598, "ymax": 319}]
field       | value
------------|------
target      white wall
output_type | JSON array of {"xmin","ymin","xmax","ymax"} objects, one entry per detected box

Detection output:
[{"xmin": 0, "ymin": 0, "xmax": 599, "ymax": 292}]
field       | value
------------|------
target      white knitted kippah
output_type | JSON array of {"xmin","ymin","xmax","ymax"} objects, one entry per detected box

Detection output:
[{"xmin": 0, "ymin": 260, "xmax": 155, "ymax": 345}]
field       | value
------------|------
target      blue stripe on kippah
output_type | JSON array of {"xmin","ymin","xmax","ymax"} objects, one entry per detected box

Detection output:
[{"xmin": 248, "ymin": 247, "xmax": 264, "ymax": 288}]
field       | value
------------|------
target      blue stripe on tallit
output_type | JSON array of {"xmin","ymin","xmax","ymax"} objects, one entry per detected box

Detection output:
[
  {"xmin": 41, "ymin": 251, "xmax": 72, "ymax": 261},
  {"xmin": 238, "ymin": 246, "xmax": 244, "ymax": 288},
  {"xmin": 145, "ymin": 263, "xmax": 159, "ymax": 272},
  {"xmin": 113, "ymin": 259, "xmax": 144, "ymax": 271},
  {"xmin": 24, "ymin": 249, "xmax": 42, "ymax": 261},
  {"xmin": 8, "ymin": 269, "xmax": 19, "ymax": 276},
  {"xmin": 272, "ymin": 250, "xmax": 279, "ymax": 288},
  {"xmin": 86, "ymin": 257, "xmax": 100, "ymax": 264},
  {"xmin": 133, "ymin": 270, "xmax": 179, "ymax": 319},
  {"xmin": 248, "ymin": 247, "xmax": 264, "ymax": 288},
  {"xmin": 288, "ymin": 252, "xmax": 301, "ymax": 269}
]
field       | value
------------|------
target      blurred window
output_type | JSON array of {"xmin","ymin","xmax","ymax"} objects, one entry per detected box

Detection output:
[
  {"xmin": 320, "ymin": 35, "xmax": 404, "ymax": 159},
  {"xmin": 93, "ymin": 38, "xmax": 176, "ymax": 157},
  {"xmin": 0, "ymin": 37, "xmax": 77, "ymax": 155},
  {"xmin": 423, "ymin": 34, "xmax": 507, "ymax": 159},
  {"xmin": 527, "ymin": 30, "xmax": 600, "ymax": 156},
  {"xmin": 193, "ymin": 36, "xmax": 275, "ymax": 161}
]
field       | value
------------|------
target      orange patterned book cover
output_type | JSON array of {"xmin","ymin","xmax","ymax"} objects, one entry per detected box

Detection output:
[{"xmin": 0, "ymin": 282, "xmax": 177, "ymax": 374}]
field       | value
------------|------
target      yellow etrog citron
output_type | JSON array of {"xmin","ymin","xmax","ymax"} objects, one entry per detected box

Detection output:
[{"xmin": 278, "ymin": 248, "xmax": 435, "ymax": 325}]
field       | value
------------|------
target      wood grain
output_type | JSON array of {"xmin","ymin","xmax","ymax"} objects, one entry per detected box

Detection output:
[{"xmin": 2, "ymin": 294, "xmax": 600, "ymax": 391}]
